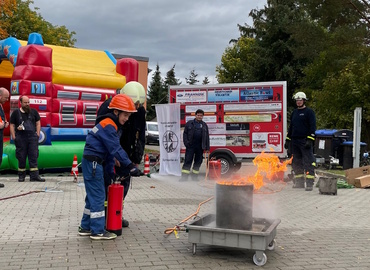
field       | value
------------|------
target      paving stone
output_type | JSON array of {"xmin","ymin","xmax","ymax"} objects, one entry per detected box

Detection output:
[{"xmin": 0, "ymin": 168, "xmax": 369, "ymax": 269}]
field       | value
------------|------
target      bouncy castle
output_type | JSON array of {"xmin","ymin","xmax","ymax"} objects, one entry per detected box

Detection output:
[{"xmin": 0, "ymin": 33, "xmax": 148, "ymax": 172}]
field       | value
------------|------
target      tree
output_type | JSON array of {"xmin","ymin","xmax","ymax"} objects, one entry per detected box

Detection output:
[
  {"xmin": 0, "ymin": 0, "xmax": 17, "ymax": 39},
  {"xmin": 217, "ymin": 0, "xmax": 314, "ymax": 106},
  {"xmin": 163, "ymin": 65, "xmax": 181, "ymax": 105},
  {"xmin": 164, "ymin": 64, "xmax": 181, "ymax": 89},
  {"xmin": 295, "ymin": 1, "xmax": 370, "ymax": 141},
  {"xmin": 146, "ymin": 64, "xmax": 166, "ymax": 121},
  {"xmin": 299, "ymin": 0, "xmax": 368, "ymax": 91},
  {"xmin": 216, "ymin": 0, "xmax": 370, "ymax": 134},
  {"xmin": 185, "ymin": 69, "xmax": 199, "ymax": 85},
  {"xmin": 202, "ymin": 76, "xmax": 210, "ymax": 85},
  {"xmin": 1, "ymin": 0, "xmax": 76, "ymax": 46},
  {"xmin": 216, "ymin": 36, "xmax": 257, "ymax": 83},
  {"xmin": 312, "ymin": 54, "xmax": 370, "ymax": 143}
]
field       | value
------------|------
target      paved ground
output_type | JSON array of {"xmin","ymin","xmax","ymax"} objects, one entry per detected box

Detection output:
[{"xmin": 0, "ymin": 164, "xmax": 369, "ymax": 270}]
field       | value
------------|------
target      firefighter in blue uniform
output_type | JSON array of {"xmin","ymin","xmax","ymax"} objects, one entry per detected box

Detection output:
[
  {"xmin": 180, "ymin": 109, "xmax": 210, "ymax": 181},
  {"xmin": 78, "ymin": 94, "xmax": 141, "ymax": 240},
  {"xmin": 9, "ymin": 96, "xmax": 45, "ymax": 182},
  {"xmin": 285, "ymin": 92, "xmax": 316, "ymax": 191}
]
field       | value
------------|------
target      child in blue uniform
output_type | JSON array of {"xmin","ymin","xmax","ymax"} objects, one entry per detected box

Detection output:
[{"xmin": 78, "ymin": 94, "xmax": 141, "ymax": 240}]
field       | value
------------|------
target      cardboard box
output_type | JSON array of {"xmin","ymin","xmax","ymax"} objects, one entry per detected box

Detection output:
[
  {"xmin": 345, "ymin": 165, "xmax": 370, "ymax": 186},
  {"xmin": 354, "ymin": 175, "xmax": 370, "ymax": 188}
]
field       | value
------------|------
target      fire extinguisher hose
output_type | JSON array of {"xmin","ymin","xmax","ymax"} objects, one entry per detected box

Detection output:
[{"xmin": 164, "ymin": 196, "xmax": 214, "ymax": 235}]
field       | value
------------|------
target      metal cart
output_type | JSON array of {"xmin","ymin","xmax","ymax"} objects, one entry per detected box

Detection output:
[{"xmin": 185, "ymin": 214, "xmax": 281, "ymax": 266}]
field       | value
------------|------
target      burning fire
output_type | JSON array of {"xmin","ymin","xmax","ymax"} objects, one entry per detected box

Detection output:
[{"xmin": 217, "ymin": 151, "xmax": 292, "ymax": 190}]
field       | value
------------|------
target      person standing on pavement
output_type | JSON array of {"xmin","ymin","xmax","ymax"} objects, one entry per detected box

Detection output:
[
  {"xmin": 285, "ymin": 92, "xmax": 316, "ymax": 191},
  {"xmin": 0, "ymin": 87, "xmax": 10, "ymax": 188},
  {"xmin": 78, "ymin": 94, "xmax": 142, "ymax": 240},
  {"xmin": 115, "ymin": 98, "xmax": 146, "ymax": 227},
  {"xmin": 180, "ymin": 109, "xmax": 210, "ymax": 181},
  {"xmin": 95, "ymin": 82, "xmax": 146, "ymax": 228},
  {"xmin": 9, "ymin": 96, "xmax": 45, "ymax": 182}
]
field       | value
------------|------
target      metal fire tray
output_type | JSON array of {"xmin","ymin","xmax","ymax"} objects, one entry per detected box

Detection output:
[{"xmin": 185, "ymin": 213, "xmax": 281, "ymax": 266}]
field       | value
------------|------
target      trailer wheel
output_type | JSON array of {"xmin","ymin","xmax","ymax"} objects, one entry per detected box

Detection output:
[
  {"xmin": 233, "ymin": 162, "xmax": 242, "ymax": 172},
  {"xmin": 214, "ymin": 155, "xmax": 233, "ymax": 176}
]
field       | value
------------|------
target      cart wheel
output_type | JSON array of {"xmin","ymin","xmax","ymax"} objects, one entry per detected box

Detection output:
[
  {"xmin": 253, "ymin": 252, "xmax": 267, "ymax": 266},
  {"xmin": 267, "ymin": 239, "xmax": 276, "ymax": 251},
  {"xmin": 192, "ymin": 243, "xmax": 197, "ymax": 255}
]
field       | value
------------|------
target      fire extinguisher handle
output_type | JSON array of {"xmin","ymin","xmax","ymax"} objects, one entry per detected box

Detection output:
[{"xmin": 129, "ymin": 166, "xmax": 142, "ymax": 177}]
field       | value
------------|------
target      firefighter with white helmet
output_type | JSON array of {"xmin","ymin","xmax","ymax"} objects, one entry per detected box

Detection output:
[
  {"xmin": 118, "ymin": 82, "xmax": 147, "ymax": 227},
  {"xmin": 120, "ymin": 81, "xmax": 147, "ymax": 160},
  {"xmin": 120, "ymin": 81, "xmax": 146, "ymax": 104},
  {"xmin": 78, "ymin": 94, "xmax": 142, "ymax": 240},
  {"xmin": 293, "ymin": 91, "xmax": 307, "ymax": 100},
  {"xmin": 95, "ymin": 81, "xmax": 147, "ymax": 229},
  {"xmin": 285, "ymin": 91, "xmax": 316, "ymax": 191}
]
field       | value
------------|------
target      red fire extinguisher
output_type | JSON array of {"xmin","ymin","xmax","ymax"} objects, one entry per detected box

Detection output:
[{"xmin": 106, "ymin": 181, "xmax": 124, "ymax": 236}]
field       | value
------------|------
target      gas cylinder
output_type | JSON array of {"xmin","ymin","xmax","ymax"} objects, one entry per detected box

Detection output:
[
  {"xmin": 208, "ymin": 159, "xmax": 221, "ymax": 180},
  {"xmin": 106, "ymin": 182, "xmax": 124, "ymax": 236}
]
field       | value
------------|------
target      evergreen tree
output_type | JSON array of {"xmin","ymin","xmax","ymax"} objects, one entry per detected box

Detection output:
[
  {"xmin": 146, "ymin": 64, "xmax": 165, "ymax": 121},
  {"xmin": 185, "ymin": 69, "xmax": 199, "ymax": 85},
  {"xmin": 164, "ymin": 64, "xmax": 181, "ymax": 89},
  {"xmin": 215, "ymin": 0, "xmax": 370, "ymax": 143},
  {"xmin": 202, "ymin": 76, "xmax": 210, "ymax": 85}
]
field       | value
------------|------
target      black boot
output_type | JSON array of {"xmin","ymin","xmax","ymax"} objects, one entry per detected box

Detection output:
[
  {"xmin": 18, "ymin": 171, "xmax": 26, "ymax": 182},
  {"xmin": 122, "ymin": 219, "xmax": 129, "ymax": 227},
  {"xmin": 30, "ymin": 170, "xmax": 45, "ymax": 182},
  {"xmin": 305, "ymin": 179, "xmax": 314, "ymax": 191},
  {"xmin": 0, "ymin": 183, "xmax": 4, "ymax": 188},
  {"xmin": 30, "ymin": 176, "xmax": 45, "ymax": 182}
]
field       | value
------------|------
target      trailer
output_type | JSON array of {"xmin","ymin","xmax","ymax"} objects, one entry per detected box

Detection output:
[{"xmin": 169, "ymin": 82, "xmax": 287, "ymax": 176}]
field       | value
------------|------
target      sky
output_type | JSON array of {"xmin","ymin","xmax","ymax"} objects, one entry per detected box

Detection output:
[{"xmin": 31, "ymin": 0, "xmax": 267, "ymax": 86}]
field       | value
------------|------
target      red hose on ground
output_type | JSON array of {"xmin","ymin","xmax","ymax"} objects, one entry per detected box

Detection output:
[
  {"xmin": 0, "ymin": 190, "xmax": 41, "ymax": 201},
  {"xmin": 164, "ymin": 196, "xmax": 214, "ymax": 236}
]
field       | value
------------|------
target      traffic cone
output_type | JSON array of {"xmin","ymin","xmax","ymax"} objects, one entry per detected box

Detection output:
[
  {"xmin": 71, "ymin": 154, "xmax": 78, "ymax": 182},
  {"xmin": 144, "ymin": 154, "xmax": 150, "ymax": 175}
]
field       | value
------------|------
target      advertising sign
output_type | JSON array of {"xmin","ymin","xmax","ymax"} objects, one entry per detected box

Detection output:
[{"xmin": 169, "ymin": 82, "xmax": 286, "ymax": 158}]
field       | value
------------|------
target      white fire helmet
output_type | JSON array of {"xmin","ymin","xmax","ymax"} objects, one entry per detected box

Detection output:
[
  {"xmin": 120, "ymin": 81, "xmax": 146, "ymax": 104},
  {"xmin": 293, "ymin": 91, "xmax": 307, "ymax": 101}
]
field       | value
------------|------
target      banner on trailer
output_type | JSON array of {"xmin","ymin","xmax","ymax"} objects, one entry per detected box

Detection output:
[{"xmin": 156, "ymin": 103, "xmax": 181, "ymax": 176}]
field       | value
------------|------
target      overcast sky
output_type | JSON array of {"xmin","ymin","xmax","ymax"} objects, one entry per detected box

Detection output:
[{"xmin": 31, "ymin": 0, "xmax": 266, "ymax": 86}]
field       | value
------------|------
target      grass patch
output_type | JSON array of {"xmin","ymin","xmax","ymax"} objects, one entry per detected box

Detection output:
[
  {"xmin": 327, "ymin": 169, "xmax": 346, "ymax": 176},
  {"xmin": 144, "ymin": 148, "xmax": 159, "ymax": 154}
]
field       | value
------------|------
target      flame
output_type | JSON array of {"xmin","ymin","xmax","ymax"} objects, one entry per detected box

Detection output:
[{"xmin": 217, "ymin": 151, "xmax": 292, "ymax": 190}]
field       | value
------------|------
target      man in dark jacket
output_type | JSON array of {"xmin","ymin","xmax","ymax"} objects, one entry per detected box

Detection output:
[
  {"xmin": 285, "ymin": 92, "xmax": 316, "ymax": 191},
  {"xmin": 95, "ymin": 83, "xmax": 146, "ymax": 228},
  {"xmin": 9, "ymin": 96, "xmax": 45, "ymax": 182},
  {"xmin": 181, "ymin": 109, "xmax": 210, "ymax": 181}
]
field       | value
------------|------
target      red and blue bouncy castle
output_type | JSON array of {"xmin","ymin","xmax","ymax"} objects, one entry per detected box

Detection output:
[{"xmin": 0, "ymin": 33, "xmax": 141, "ymax": 171}]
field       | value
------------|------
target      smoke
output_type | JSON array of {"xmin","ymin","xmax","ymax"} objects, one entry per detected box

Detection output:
[
  {"xmin": 149, "ymin": 173, "xmax": 215, "ymax": 198},
  {"xmin": 253, "ymin": 193, "xmax": 278, "ymax": 219}
]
